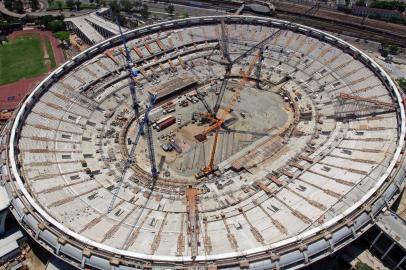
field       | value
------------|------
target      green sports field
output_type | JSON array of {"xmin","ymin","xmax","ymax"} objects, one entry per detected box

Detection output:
[{"xmin": 0, "ymin": 36, "xmax": 48, "ymax": 85}]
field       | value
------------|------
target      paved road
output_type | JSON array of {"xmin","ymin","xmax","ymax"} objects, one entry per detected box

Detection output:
[
  {"xmin": 144, "ymin": 1, "xmax": 228, "ymax": 17},
  {"xmin": 0, "ymin": 2, "xmax": 26, "ymax": 18},
  {"xmin": 29, "ymin": 8, "xmax": 96, "ymax": 17},
  {"xmin": 38, "ymin": 0, "xmax": 48, "ymax": 12}
]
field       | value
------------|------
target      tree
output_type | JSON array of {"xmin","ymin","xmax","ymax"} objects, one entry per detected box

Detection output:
[
  {"xmin": 397, "ymin": 78, "xmax": 406, "ymax": 92},
  {"xmin": 56, "ymin": 1, "xmax": 63, "ymax": 11},
  {"xmin": 140, "ymin": 4, "xmax": 149, "ymax": 19},
  {"xmin": 39, "ymin": 15, "xmax": 54, "ymax": 27},
  {"xmin": 134, "ymin": 0, "xmax": 142, "ymax": 9},
  {"xmin": 30, "ymin": 0, "xmax": 39, "ymax": 10},
  {"xmin": 13, "ymin": 0, "xmax": 24, "ymax": 14},
  {"xmin": 121, "ymin": 0, "xmax": 132, "ymax": 11},
  {"xmin": 108, "ymin": 0, "xmax": 120, "ymax": 16},
  {"xmin": 0, "ymin": 20, "xmax": 10, "ymax": 33},
  {"xmin": 48, "ymin": 20, "xmax": 65, "ymax": 32},
  {"xmin": 355, "ymin": 0, "xmax": 366, "ymax": 6},
  {"xmin": 74, "ymin": 0, "xmax": 81, "ymax": 10},
  {"xmin": 4, "ymin": 0, "xmax": 12, "ymax": 10},
  {"xmin": 381, "ymin": 49, "xmax": 389, "ymax": 57},
  {"xmin": 55, "ymin": 31, "xmax": 70, "ymax": 42},
  {"xmin": 180, "ymin": 11, "xmax": 189, "ymax": 18},
  {"xmin": 166, "ymin": 4, "xmax": 174, "ymax": 16},
  {"xmin": 354, "ymin": 262, "xmax": 373, "ymax": 270},
  {"xmin": 389, "ymin": 44, "xmax": 399, "ymax": 55},
  {"xmin": 66, "ymin": 0, "xmax": 75, "ymax": 10}
]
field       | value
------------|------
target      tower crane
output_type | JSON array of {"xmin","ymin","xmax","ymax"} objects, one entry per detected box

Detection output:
[
  {"xmin": 254, "ymin": 46, "xmax": 264, "ymax": 89},
  {"xmin": 198, "ymin": 50, "xmax": 261, "ymax": 177},
  {"xmin": 195, "ymin": 3, "xmax": 322, "ymax": 177},
  {"xmin": 219, "ymin": 19, "xmax": 232, "ymax": 64},
  {"xmin": 212, "ymin": 19, "xmax": 233, "ymax": 117},
  {"xmin": 210, "ymin": 3, "xmax": 320, "ymax": 118},
  {"xmin": 116, "ymin": 16, "xmax": 140, "ymax": 115},
  {"xmin": 107, "ymin": 16, "xmax": 158, "ymax": 213},
  {"xmin": 107, "ymin": 95, "xmax": 156, "ymax": 213}
]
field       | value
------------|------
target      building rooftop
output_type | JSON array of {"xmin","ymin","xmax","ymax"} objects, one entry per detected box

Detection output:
[
  {"xmin": 65, "ymin": 9, "xmax": 128, "ymax": 45},
  {"xmin": 0, "ymin": 185, "xmax": 10, "ymax": 211},
  {"xmin": 65, "ymin": 16, "xmax": 105, "ymax": 44},
  {"xmin": 0, "ymin": 230, "xmax": 23, "ymax": 258}
]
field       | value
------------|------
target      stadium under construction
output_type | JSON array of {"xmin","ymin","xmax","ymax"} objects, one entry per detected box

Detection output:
[{"xmin": 1, "ymin": 15, "xmax": 406, "ymax": 270}]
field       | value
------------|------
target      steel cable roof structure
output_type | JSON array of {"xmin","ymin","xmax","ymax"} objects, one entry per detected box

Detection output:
[{"xmin": 2, "ymin": 16, "xmax": 406, "ymax": 270}]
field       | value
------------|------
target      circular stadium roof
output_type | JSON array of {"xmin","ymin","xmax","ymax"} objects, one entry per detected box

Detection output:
[{"xmin": 5, "ymin": 16, "xmax": 406, "ymax": 269}]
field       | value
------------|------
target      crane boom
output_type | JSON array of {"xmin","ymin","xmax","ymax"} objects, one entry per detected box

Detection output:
[
  {"xmin": 212, "ymin": 65, "xmax": 232, "ymax": 116},
  {"xmin": 200, "ymin": 51, "xmax": 260, "ymax": 176},
  {"xmin": 219, "ymin": 51, "xmax": 259, "ymax": 120},
  {"xmin": 107, "ymin": 16, "xmax": 158, "ymax": 213},
  {"xmin": 116, "ymin": 17, "xmax": 140, "ymax": 114},
  {"xmin": 220, "ymin": 19, "xmax": 231, "ymax": 63},
  {"xmin": 210, "ymin": 3, "xmax": 319, "ymax": 117},
  {"xmin": 210, "ymin": 19, "xmax": 233, "ymax": 117},
  {"xmin": 201, "ymin": 130, "xmax": 220, "ymax": 175},
  {"xmin": 145, "ymin": 112, "xmax": 158, "ymax": 179},
  {"xmin": 255, "ymin": 47, "xmax": 264, "ymax": 88},
  {"xmin": 196, "ymin": 88, "xmax": 214, "ymax": 116},
  {"xmin": 337, "ymin": 92, "xmax": 395, "ymax": 108},
  {"xmin": 107, "ymin": 95, "xmax": 156, "ymax": 213}
]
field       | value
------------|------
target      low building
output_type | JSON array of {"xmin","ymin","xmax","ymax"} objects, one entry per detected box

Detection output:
[
  {"xmin": 65, "ymin": 8, "xmax": 128, "ymax": 45},
  {"xmin": 148, "ymin": 76, "xmax": 197, "ymax": 100},
  {"xmin": 351, "ymin": 6, "xmax": 405, "ymax": 20},
  {"xmin": 0, "ymin": 230, "xmax": 24, "ymax": 265}
]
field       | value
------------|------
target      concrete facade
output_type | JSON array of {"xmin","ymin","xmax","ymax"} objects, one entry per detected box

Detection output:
[
  {"xmin": 0, "ymin": 185, "xmax": 10, "ymax": 236},
  {"xmin": 65, "ymin": 9, "xmax": 127, "ymax": 45}
]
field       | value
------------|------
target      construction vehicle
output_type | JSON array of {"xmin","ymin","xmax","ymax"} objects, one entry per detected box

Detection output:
[
  {"xmin": 157, "ymin": 116, "xmax": 176, "ymax": 131},
  {"xmin": 196, "ymin": 50, "xmax": 261, "ymax": 177}
]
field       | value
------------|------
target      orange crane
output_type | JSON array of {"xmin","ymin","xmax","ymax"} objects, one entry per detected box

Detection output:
[
  {"xmin": 199, "ymin": 50, "xmax": 261, "ymax": 176},
  {"xmin": 337, "ymin": 92, "xmax": 395, "ymax": 109},
  {"xmin": 104, "ymin": 49, "xmax": 120, "ymax": 65}
]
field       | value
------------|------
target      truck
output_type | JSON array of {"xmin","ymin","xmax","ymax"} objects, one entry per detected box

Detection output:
[
  {"xmin": 170, "ymin": 139, "xmax": 182, "ymax": 154},
  {"xmin": 166, "ymin": 106, "xmax": 176, "ymax": 113},
  {"xmin": 156, "ymin": 115, "xmax": 173, "ymax": 126},
  {"xmin": 148, "ymin": 107, "xmax": 164, "ymax": 123},
  {"xmin": 157, "ymin": 117, "xmax": 176, "ymax": 131}
]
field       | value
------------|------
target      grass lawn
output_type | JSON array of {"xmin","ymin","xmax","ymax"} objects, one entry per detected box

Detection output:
[
  {"xmin": 0, "ymin": 36, "xmax": 47, "ymax": 85},
  {"xmin": 47, "ymin": 2, "xmax": 97, "ymax": 11},
  {"xmin": 45, "ymin": 39, "xmax": 56, "ymax": 69},
  {"xmin": 398, "ymin": 78, "xmax": 406, "ymax": 92}
]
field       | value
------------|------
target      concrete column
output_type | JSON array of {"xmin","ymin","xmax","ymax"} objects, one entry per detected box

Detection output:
[
  {"xmin": 0, "ymin": 185, "xmax": 10, "ymax": 236},
  {"xmin": 381, "ymin": 242, "xmax": 395, "ymax": 259},
  {"xmin": 370, "ymin": 231, "xmax": 383, "ymax": 248},
  {"xmin": 394, "ymin": 255, "xmax": 406, "ymax": 270},
  {"xmin": 0, "ymin": 208, "xmax": 8, "ymax": 235}
]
